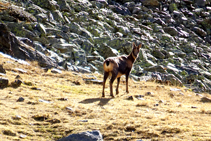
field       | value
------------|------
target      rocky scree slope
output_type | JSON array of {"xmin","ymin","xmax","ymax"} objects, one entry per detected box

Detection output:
[{"xmin": 0, "ymin": 0, "xmax": 211, "ymax": 93}]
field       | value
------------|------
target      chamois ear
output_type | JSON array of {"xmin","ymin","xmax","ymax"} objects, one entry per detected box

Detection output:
[
  {"xmin": 132, "ymin": 42, "xmax": 136, "ymax": 48},
  {"xmin": 138, "ymin": 43, "xmax": 142, "ymax": 49}
]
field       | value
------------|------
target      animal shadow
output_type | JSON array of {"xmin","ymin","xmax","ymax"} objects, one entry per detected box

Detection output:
[{"xmin": 79, "ymin": 98, "xmax": 112, "ymax": 106}]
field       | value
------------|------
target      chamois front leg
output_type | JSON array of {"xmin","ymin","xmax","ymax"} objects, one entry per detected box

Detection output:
[
  {"xmin": 102, "ymin": 72, "xmax": 109, "ymax": 97},
  {"xmin": 125, "ymin": 73, "xmax": 129, "ymax": 93},
  {"xmin": 116, "ymin": 77, "xmax": 120, "ymax": 94}
]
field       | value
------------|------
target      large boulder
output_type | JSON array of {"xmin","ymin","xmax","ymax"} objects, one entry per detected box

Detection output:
[
  {"xmin": 58, "ymin": 130, "xmax": 103, "ymax": 141},
  {"xmin": 0, "ymin": 23, "xmax": 57, "ymax": 68},
  {"xmin": 31, "ymin": 0, "xmax": 59, "ymax": 10}
]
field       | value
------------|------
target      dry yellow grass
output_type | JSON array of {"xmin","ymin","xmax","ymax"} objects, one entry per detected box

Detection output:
[{"xmin": 0, "ymin": 54, "xmax": 211, "ymax": 141}]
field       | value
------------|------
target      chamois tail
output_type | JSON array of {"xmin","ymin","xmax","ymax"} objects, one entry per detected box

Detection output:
[
  {"xmin": 103, "ymin": 59, "xmax": 113, "ymax": 72},
  {"xmin": 105, "ymin": 60, "xmax": 109, "ymax": 66}
]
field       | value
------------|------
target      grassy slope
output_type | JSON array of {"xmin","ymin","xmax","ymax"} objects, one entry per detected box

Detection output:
[{"xmin": 0, "ymin": 54, "xmax": 211, "ymax": 141}]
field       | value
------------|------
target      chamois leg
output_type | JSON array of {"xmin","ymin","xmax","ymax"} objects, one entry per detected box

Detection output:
[
  {"xmin": 102, "ymin": 72, "xmax": 109, "ymax": 97},
  {"xmin": 116, "ymin": 77, "xmax": 120, "ymax": 94},
  {"xmin": 110, "ymin": 73, "xmax": 117, "ymax": 98},
  {"xmin": 126, "ymin": 74, "xmax": 129, "ymax": 93}
]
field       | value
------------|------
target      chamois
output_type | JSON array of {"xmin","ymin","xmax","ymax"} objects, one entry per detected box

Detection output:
[{"xmin": 102, "ymin": 42, "xmax": 142, "ymax": 97}]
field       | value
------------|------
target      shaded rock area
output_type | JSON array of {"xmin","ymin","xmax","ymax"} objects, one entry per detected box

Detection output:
[
  {"xmin": 58, "ymin": 130, "xmax": 103, "ymax": 141},
  {"xmin": 0, "ymin": 0, "xmax": 211, "ymax": 93}
]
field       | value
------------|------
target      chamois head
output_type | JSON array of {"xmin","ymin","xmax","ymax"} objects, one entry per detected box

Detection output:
[{"xmin": 131, "ymin": 42, "xmax": 142, "ymax": 60}]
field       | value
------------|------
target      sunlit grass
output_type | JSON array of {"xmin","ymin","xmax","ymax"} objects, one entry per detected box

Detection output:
[{"xmin": 1, "ymin": 54, "xmax": 211, "ymax": 140}]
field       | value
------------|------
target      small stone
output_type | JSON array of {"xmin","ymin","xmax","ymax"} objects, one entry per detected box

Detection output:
[
  {"xmin": 3, "ymin": 130, "xmax": 16, "ymax": 136},
  {"xmin": 78, "ymin": 119, "xmax": 88, "ymax": 122},
  {"xmin": 169, "ymin": 93, "xmax": 175, "ymax": 98},
  {"xmin": 73, "ymin": 80, "xmax": 81, "ymax": 85},
  {"xmin": 0, "ymin": 64, "xmax": 6, "ymax": 74},
  {"xmin": 154, "ymin": 103, "xmax": 159, "ymax": 106},
  {"xmin": 176, "ymin": 102, "xmax": 182, "ymax": 107},
  {"xmin": 51, "ymin": 68, "xmax": 62, "ymax": 74},
  {"xmin": 0, "ymin": 73, "xmax": 6, "ymax": 76},
  {"xmin": 170, "ymin": 88, "xmax": 181, "ymax": 91},
  {"xmin": 20, "ymin": 134, "xmax": 27, "ymax": 138},
  {"xmin": 39, "ymin": 99, "xmax": 53, "ymax": 103},
  {"xmin": 179, "ymin": 92, "xmax": 184, "ymax": 96},
  {"xmin": 11, "ymin": 79, "xmax": 22, "ymax": 88},
  {"xmin": 17, "ymin": 97, "xmax": 24, "ymax": 102},
  {"xmin": 31, "ymin": 87, "xmax": 41, "ymax": 90},
  {"xmin": 200, "ymin": 97, "xmax": 211, "ymax": 103},
  {"xmin": 66, "ymin": 107, "xmax": 74, "ymax": 113},
  {"xmin": 58, "ymin": 98, "xmax": 68, "ymax": 101},
  {"xmin": 135, "ymin": 95, "xmax": 145, "ymax": 100},
  {"xmin": 127, "ymin": 96, "xmax": 134, "ymax": 100},
  {"xmin": 0, "ymin": 77, "xmax": 9, "ymax": 88},
  {"xmin": 145, "ymin": 92, "xmax": 154, "ymax": 96},
  {"xmin": 84, "ymin": 79, "xmax": 103, "ymax": 84},
  {"xmin": 125, "ymin": 125, "xmax": 136, "ymax": 131},
  {"xmin": 13, "ymin": 115, "xmax": 21, "ymax": 120},
  {"xmin": 158, "ymin": 100, "xmax": 164, "ymax": 103},
  {"xmin": 14, "ymin": 68, "xmax": 27, "ymax": 73},
  {"xmin": 196, "ymin": 93, "xmax": 203, "ymax": 97},
  {"xmin": 15, "ymin": 75, "xmax": 22, "ymax": 79}
]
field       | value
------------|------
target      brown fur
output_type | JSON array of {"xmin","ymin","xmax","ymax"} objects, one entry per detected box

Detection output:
[{"xmin": 102, "ymin": 42, "xmax": 142, "ymax": 97}]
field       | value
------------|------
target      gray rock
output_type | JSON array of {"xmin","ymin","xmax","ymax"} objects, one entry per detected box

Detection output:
[
  {"xmin": 98, "ymin": 43, "xmax": 119, "ymax": 59},
  {"xmin": 0, "ymin": 77, "xmax": 9, "ymax": 88},
  {"xmin": 117, "ymin": 25, "xmax": 130, "ymax": 36},
  {"xmin": 87, "ymin": 56, "xmax": 103, "ymax": 62},
  {"xmin": 151, "ymin": 72, "xmax": 183, "ymax": 86},
  {"xmin": 0, "ymin": 64, "xmax": 6, "ymax": 74},
  {"xmin": 17, "ymin": 97, "xmax": 25, "ymax": 102},
  {"xmin": 153, "ymin": 18, "xmax": 166, "ymax": 26},
  {"xmin": 124, "ymin": 2, "xmax": 135, "ymax": 12},
  {"xmin": 36, "ymin": 23, "xmax": 46, "ymax": 37},
  {"xmin": 26, "ymin": 3, "xmax": 48, "ymax": 15},
  {"xmin": 51, "ymin": 68, "xmax": 62, "ymax": 74},
  {"xmin": 58, "ymin": 130, "xmax": 103, "ymax": 141},
  {"xmin": 160, "ymin": 34, "xmax": 175, "ymax": 43},
  {"xmin": 52, "ymin": 10, "xmax": 65, "ymax": 24},
  {"xmin": 151, "ymin": 49, "xmax": 165, "ymax": 59},
  {"xmin": 90, "ymin": 60, "xmax": 104, "ymax": 72},
  {"xmin": 53, "ymin": 43, "xmax": 77, "ymax": 53},
  {"xmin": 144, "ymin": 65, "xmax": 167, "ymax": 73},
  {"xmin": 141, "ymin": 0, "xmax": 160, "ymax": 7},
  {"xmin": 31, "ymin": 0, "xmax": 59, "ymax": 10},
  {"xmin": 57, "ymin": 0, "xmax": 71, "ymax": 12},
  {"xmin": 87, "ymin": 63, "xmax": 98, "ymax": 72},
  {"xmin": 74, "ymin": 38, "xmax": 94, "ymax": 54},
  {"xmin": 36, "ymin": 13, "xmax": 48, "ymax": 23},
  {"xmin": 201, "ymin": 96, "xmax": 211, "ymax": 103},
  {"xmin": 193, "ymin": 27, "xmax": 207, "ymax": 37},
  {"xmin": 11, "ymin": 79, "xmax": 22, "ymax": 88},
  {"xmin": 195, "ymin": 0, "xmax": 206, "ymax": 7},
  {"xmin": 109, "ymin": 3, "xmax": 131, "ymax": 15},
  {"xmin": 72, "ymin": 48, "xmax": 87, "ymax": 66},
  {"xmin": 163, "ymin": 27, "xmax": 178, "ymax": 36},
  {"xmin": 0, "ymin": 23, "xmax": 57, "ymax": 68},
  {"xmin": 192, "ymin": 79, "xmax": 207, "ymax": 92}
]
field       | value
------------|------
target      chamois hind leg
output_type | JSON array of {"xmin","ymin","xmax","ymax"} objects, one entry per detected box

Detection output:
[
  {"xmin": 125, "ymin": 73, "xmax": 129, "ymax": 93},
  {"xmin": 102, "ymin": 72, "xmax": 109, "ymax": 97},
  {"xmin": 116, "ymin": 77, "xmax": 120, "ymax": 95},
  {"xmin": 110, "ymin": 72, "xmax": 117, "ymax": 98}
]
